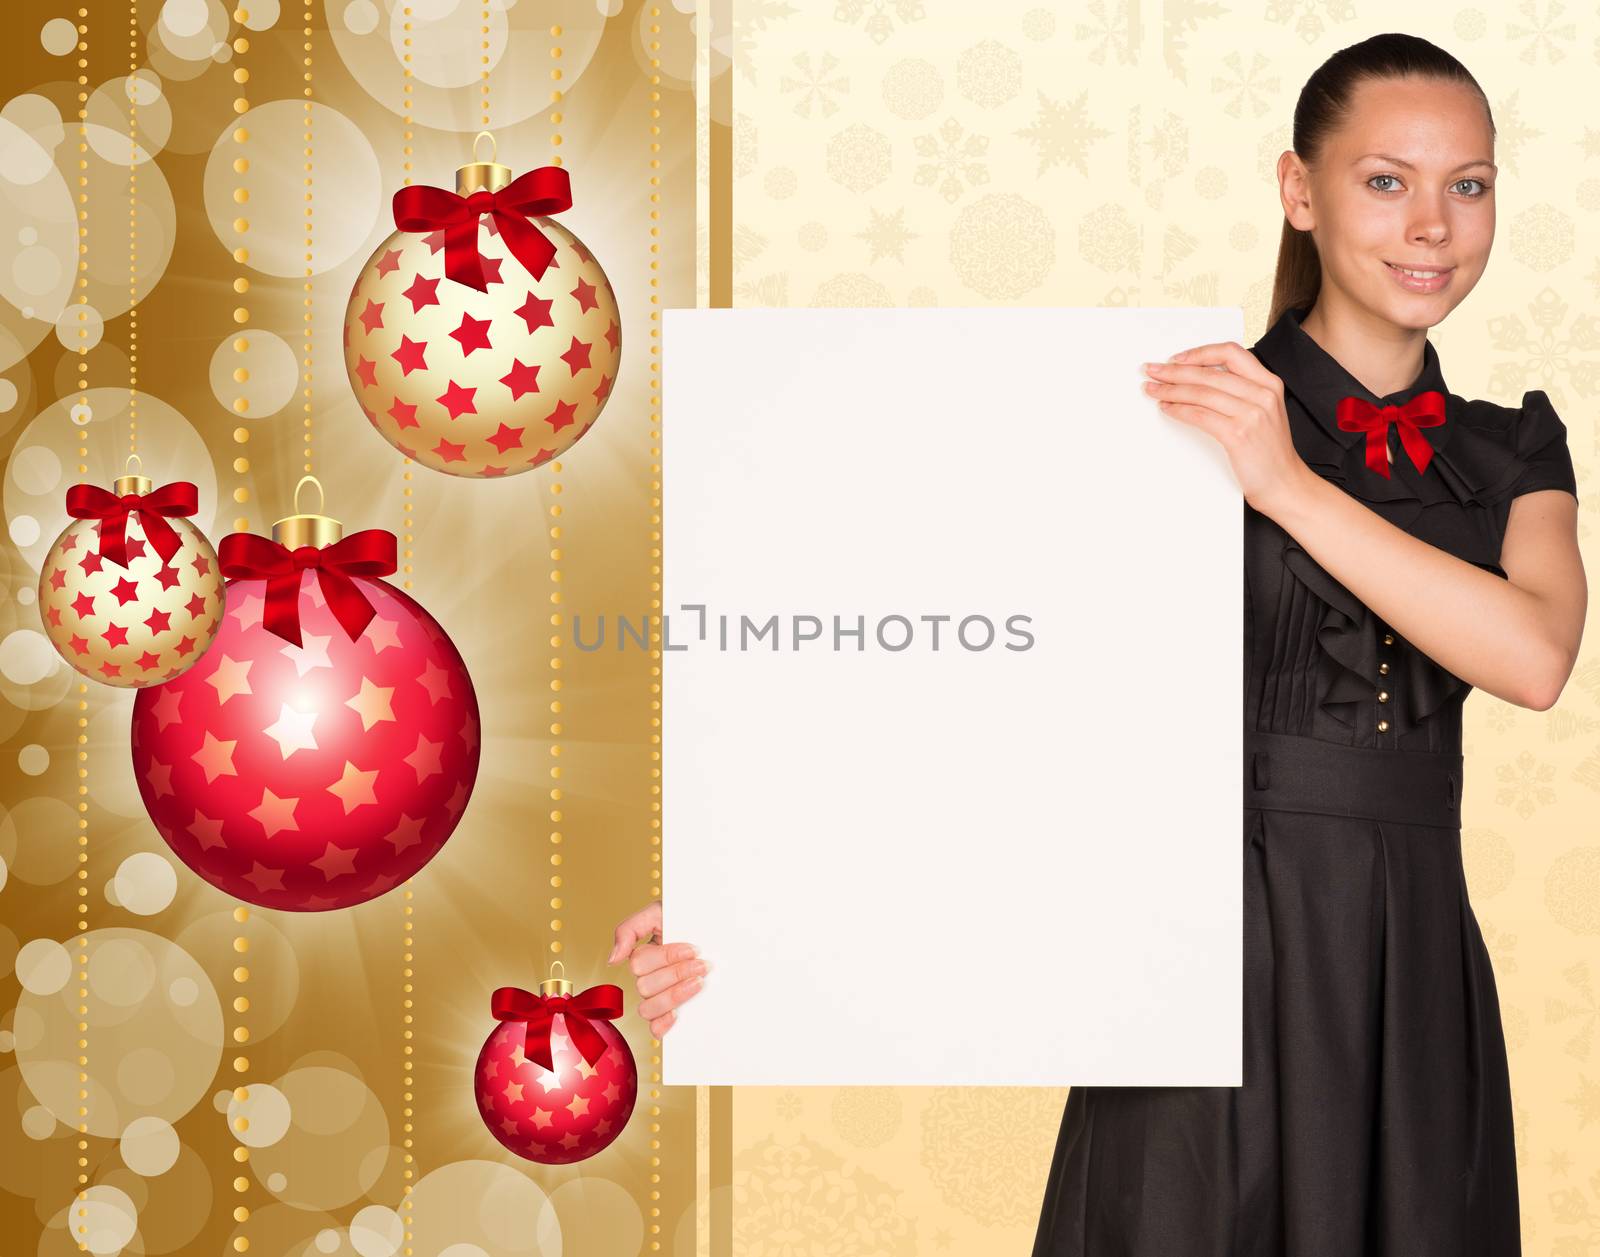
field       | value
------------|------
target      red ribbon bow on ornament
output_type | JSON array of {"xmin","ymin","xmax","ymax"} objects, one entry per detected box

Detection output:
[
  {"xmin": 64, "ymin": 480, "xmax": 197, "ymax": 570},
  {"xmin": 1335, "ymin": 390, "xmax": 1448, "ymax": 478},
  {"xmin": 490, "ymin": 984, "xmax": 624, "ymax": 1072},
  {"xmin": 217, "ymin": 529, "xmax": 397, "ymax": 647},
  {"xmin": 392, "ymin": 166, "xmax": 573, "ymax": 293}
]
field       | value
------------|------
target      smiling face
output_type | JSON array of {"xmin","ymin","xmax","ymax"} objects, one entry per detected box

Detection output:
[{"xmin": 1281, "ymin": 74, "xmax": 1496, "ymax": 331}]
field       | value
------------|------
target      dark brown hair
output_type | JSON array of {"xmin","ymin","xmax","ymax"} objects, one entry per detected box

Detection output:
[{"xmin": 1269, "ymin": 33, "xmax": 1495, "ymax": 327}]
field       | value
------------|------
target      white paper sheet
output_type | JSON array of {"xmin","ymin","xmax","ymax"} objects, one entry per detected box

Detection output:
[{"xmin": 661, "ymin": 306, "xmax": 1245, "ymax": 1086}]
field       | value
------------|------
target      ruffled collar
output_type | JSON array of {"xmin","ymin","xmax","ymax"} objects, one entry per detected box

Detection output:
[{"xmin": 1250, "ymin": 302, "xmax": 1525, "ymax": 515}]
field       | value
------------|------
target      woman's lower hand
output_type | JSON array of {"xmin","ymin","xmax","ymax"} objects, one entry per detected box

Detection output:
[
  {"xmin": 1140, "ymin": 342, "xmax": 1316, "ymax": 521},
  {"xmin": 607, "ymin": 899, "xmax": 710, "ymax": 1038}
]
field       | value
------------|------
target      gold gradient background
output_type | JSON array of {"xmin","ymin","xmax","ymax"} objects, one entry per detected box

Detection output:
[{"xmin": 3, "ymin": 0, "xmax": 1599, "ymax": 1254}]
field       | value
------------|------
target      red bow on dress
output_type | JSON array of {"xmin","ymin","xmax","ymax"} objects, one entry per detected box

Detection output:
[
  {"xmin": 64, "ymin": 480, "xmax": 198, "ymax": 570},
  {"xmin": 217, "ymin": 529, "xmax": 397, "ymax": 647},
  {"xmin": 490, "ymin": 984, "xmax": 625, "ymax": 1072},
  {"xmin": 1334, "ymin": 390, "xmax": 1447, "ymax": 478},
  {"xmin": 392, "ymin": 166, "xmax": 573, "ymax": 292}
]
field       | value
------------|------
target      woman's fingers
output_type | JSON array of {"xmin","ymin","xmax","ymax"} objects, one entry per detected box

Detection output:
[
  {"xmin": 1168, "ymin": 340, "xmax": 1282, "ymax": 391},
  {"xmin": 636, "ymin": 951, "xmax": 709, "ymax": 1000},
  {"xmin": 607, "ymin": 900, "xmax": 663, "ymax": 965},
  {"xmin": 1143, "ymin": 360, "xmax": 1275, "ymax": 412},
  {"xmin": 638, "ymin": 974, "xmax": 705, "ymax": 1024},
  {"xmin": 627, "ymin": 939, "xmax": 699, "ymax": 979},
  {"xmin": 650, "ymin": 1009, "xmax": 678, "ymax": 1037}
]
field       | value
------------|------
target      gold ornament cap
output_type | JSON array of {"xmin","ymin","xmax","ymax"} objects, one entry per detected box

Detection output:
[
  {"xmin": 538, "ymin": 960, "xmax": 574, "ymax": 998},
  {"xmin": 457, "ymin": 130, "xmax": 512, "ymax": 195},
  {"xmin": 114, "ymin": 454, "xmax": 152, "ymax": 497},
  {"xmin": 271, "ymin": 475, "xmax": 344, "ymax": 549}
]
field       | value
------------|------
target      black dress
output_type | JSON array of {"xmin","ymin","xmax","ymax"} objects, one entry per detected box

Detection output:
[{"xmin": 1031, "ymin": 303, "xmax": 1580, "ymax": 1257}]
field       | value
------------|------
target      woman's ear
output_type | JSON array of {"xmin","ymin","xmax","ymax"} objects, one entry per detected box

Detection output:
[{"xmin": 1278, "ymin": 150, "xmax": 1315, "ymax": 232}]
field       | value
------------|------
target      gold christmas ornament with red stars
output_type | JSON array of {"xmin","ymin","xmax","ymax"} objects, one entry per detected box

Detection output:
[
  {"xmin": 342, "ymin": 133, "xmax": 622, "ymax": 478},
  {"xmin": 38, "ymin": 464, "xmax": 225, "ymax": 687}
]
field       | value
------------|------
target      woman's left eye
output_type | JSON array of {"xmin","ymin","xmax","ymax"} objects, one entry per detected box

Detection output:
[{"xmin": 1453, "ymin": 178, "xmax": 1490, "ymax": 196}]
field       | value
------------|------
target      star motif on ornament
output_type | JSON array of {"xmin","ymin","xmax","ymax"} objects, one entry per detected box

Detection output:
[
  {"xmin": 79, "ymin": 550, "xmax": 104, "ymax": 576},
  {"xmin": 478, "ymin": 255, "xmax": 504, "ymax": 286},
  {"xmin": 499, "ymin": 358, "xmax": 541, "ymax": 400},
  {"xmin": 101, "ymin": 622, "xmax": 130, "ymax": 647},
  {"xmin": 71, "ymin": 591, "xmax": 96, "ymax": 618},
  {"xmin": 46, "ymin": 606, "xmax": 62, "ymax": 627},
  {"xmin": 284, "ymin": 631, "xmax": 333, "ymax": 678},
  {"xmin": 153, "ymin": 564, "xmax": 181, "ymax": 591},
  {"xmin": 109, "ymin": 576, "xmax": 140, "ymax": 605},
  {"xmin": 63, "ymin": 632, "xmax": 87, "ymax": 655},
  {"xmin": 569, "ymin": 237, "xmax": 594, "ymax": 265},
  {"xmin": 604, "ymin": 319, "xmax": 620, "ymax": 352},
  {"xmin": 60, "ymin": 534, "xmax": 78, "ymax": 552},
  {"xmin": 387, "ymin": 813, "xmax": 426, "ymax": 853},
  {"xmin": 194, "ymin": 731, "xmax": 239, "ymax": 784},
  {"xmin": 355, "ymin": 356, "xmax": 379, "ymax": 389},
  {"xmin": 529, "ymin": 1108, "xmax": 554, "ymax": 1130},
  {"xmin": 575, "ymin": 1056, "xmax": 599, "ymax": 1080},
  {"xmin": 192, "ymin": 552, "xmax": 210, "ymax": 577},
  {"xmin": 481, "ymin": 465, "xmax": 507, "ymax": 476},
  {"xmin": 528, "ymin": 447, "xmax": 556, "ymax": 467},
  {"xmin": 345, "ymin": 676, "xmax": 395, "ymax": 730},
  {"xmin": 174, "ymin": 635, "xmax": 197, "ymax": 657},
  {"xmin": 482, "ymin": 1057, "xmax": 500, "ymax": 1081},
  {"xmin": 207, "ymin": 654, "xmax": 253, "ymax": 705},
  {"xmin": 235, "ymin": 591, "xmax": 265, "ymax": 629},
  {"xmin": 450, "ymin": 312, "xmax": 494, "ymax": 356},
  {"xmin": 311, "ymin": 840, "xmax": 361, "ymax": 880},
  {"xmin": 559, "ymin": 1132, "xmax": 581, "ymax": 1151},
  {"xmin": 417, "ymin": 658, "xmax": 453, "ymax": 704},
  {"xmin": 248, "ymin": 788, "xmax": 300, "ymax": 839},
  {"xmin": 327, "ymin": 760, "xmax": 380, "ymax": 814},
  {"xmin": 189, "ymin": 808, "xmax": 226, "ymax": 850},
  {"xmin": 529, "ymin": 1066, "xmax": 562, "ymax": 1094},
  {"xmin": 544, "ymin": 399, "xmax": 579, "ymax": 432},
  {"xmin": 485, "ymin": 422, "xmax": 525, "ymax": 455},
  {"xmin": 136, "ymin": 650, "xmax": 161, "ymax": 671},
  {"xmin": 243, "ymin": 862, "xmax": 286, "ymax": 894},
  {"xmin": 571, "ymin": 277, "xmax": 599, "ymax": 313},
  {"xmin": 422, "ymin": 228, "xmax": 446, "ymax": 253},
  {"xmin": 186, "ymin": 592, "xmax": 208, "ymax": 619},
  {"xmin": 560, "ymin": 336, "xmax": 593, "ymax": 375},
  {"xmin": 401, "ymin": 274, "xmax": 440, "ymax": 313},
  {"xmin": 375, "ymin": 247, "xmax": 403, "ymax": 276},
  {"xmin": 503, "ymin": 1081, "xmax": 525, "ymax": 1103},
  {"xmin": 144, "ymin": 607, "xmax": 171, "ymax": 633},
  {"xmin": 436, "ymin": 380, "xmax": 477, "ymax": 420},
  {"xmin": 388, "ymin": 398, "xmax": 419, "ymax": 430},
  {"xmin": 602, "ymin": 1080, "xmax": 621, "ymax": 1103},
  {"xmin": 149, "ymin": 686, "xmax": 183, "ymax": 730},
  {"xmin": 125, "ymin": 537, "xmax": 150, "ymax": 561},
  {"xmin": 48, "ymin": 568, "xmax": 66, "ymax": 590},
  {"xmin": 498, "ymin": 1117, "xmax": 520, "ymax": 1137},
  {"xmin": 446, "ymin": 780, "xmax": 470, "ymax": 819},
  {"xmin": 145, "ymin": 758, "xmax": 174, "ymax": 797},
  {"xmin": 364, "ymin": 616, "xmax": 402, "ymax": 654},
  {"xmin": 263, "ymin": 702, "xmax": 319, "ymax": 758},
  {"xmin": 392, "ymin": 334, "xmax": 429, "ymax": 376},
  {"xmin": 432, "ymin": 437, "xmax": 467, "ymax": 464},
  {"xmin": 514, "ymin": 291, "xmax": 555, "ymax": 334},
  {"xmin": 404, "ymin": 733, "xmax": 444, "ymax": 783},
  {"xmin": 357, "ymin": 298, "xmax": 385, "ymax": 335},
  {"xmin": 592, "ymin": 374, "xmax": 613, "ymax": 404}
]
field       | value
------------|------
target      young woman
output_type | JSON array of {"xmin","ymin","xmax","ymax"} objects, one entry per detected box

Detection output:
[
  {"xmin": 1031, "ymin": 32, "xmax": 1584, "ymax": 1256},
  {"xmin": 611, "ymin": 29, "xmax": 1586, "ymax": 1255}
]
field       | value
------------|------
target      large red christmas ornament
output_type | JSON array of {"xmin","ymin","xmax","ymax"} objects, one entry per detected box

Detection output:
[
  {"xmin": 129, "ymin": 481, "xmax": 480, "ymax": 911},
  {"xmin": 474, "ymin": 969, "xmax": 637, "ymax": 1165},
  {"xmin": 38, "ymin": 469, "xmax": 224, "ymax": 687},
  {"xmin": 342, "ymin": 135, "xmax": 621, "ymax": 479}
]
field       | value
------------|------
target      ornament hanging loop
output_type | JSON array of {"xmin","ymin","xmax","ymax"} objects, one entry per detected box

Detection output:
[
  {"xmin": 539, "ymin": 959, "xmax": 574, "ymax": 998},
  {"xmin": 458, "ymin": 130, "xmax": 512, "ymax": 196},
  {"xmin": 115, "ymin": 452, "xmax": 153, "ymax": 497},
  {"xmin": 272, "ymin": 474, "xmax": 344, "ymax": 549}
]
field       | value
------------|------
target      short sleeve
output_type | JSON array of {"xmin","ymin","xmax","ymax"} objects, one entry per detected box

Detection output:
[{"xmin": 1508, "ymin": 389, "xmax": 1579, "ymax": 503}]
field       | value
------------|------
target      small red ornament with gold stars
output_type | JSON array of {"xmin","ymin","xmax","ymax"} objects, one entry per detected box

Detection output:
[
  {"xmin": 474, "ymin": 970, "xmax": 637, "ymax": 1165},
  {"xmin": 342, "ymin": 145, "xmax": 621, "ymax": 479},
  {"xmin": 38, "ymin": 471, "xmax": 224, "ymax": 688},
  {"xmin": 129, "ymin": 486, "xmax": 480, "ymax": 911}
]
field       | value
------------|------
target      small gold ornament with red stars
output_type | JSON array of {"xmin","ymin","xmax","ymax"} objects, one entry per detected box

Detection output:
[
  {"xmin": 342, "ymin": 132, "xmax": 621, "ymax": 479},
  {"xmin": 38, "ymin": 465, "xmax": 225, "ymax": 687}
]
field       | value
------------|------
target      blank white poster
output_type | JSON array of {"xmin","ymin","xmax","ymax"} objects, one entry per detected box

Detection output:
[{"xmin": 661, "ymin": 306, "xmax": 1245, "ymax": 1087}]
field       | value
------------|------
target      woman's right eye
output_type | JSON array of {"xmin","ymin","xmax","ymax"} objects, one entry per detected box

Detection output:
[{"xmin": 1367, "ymin": 174, "xmax": 1402, "ymax": 193}]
